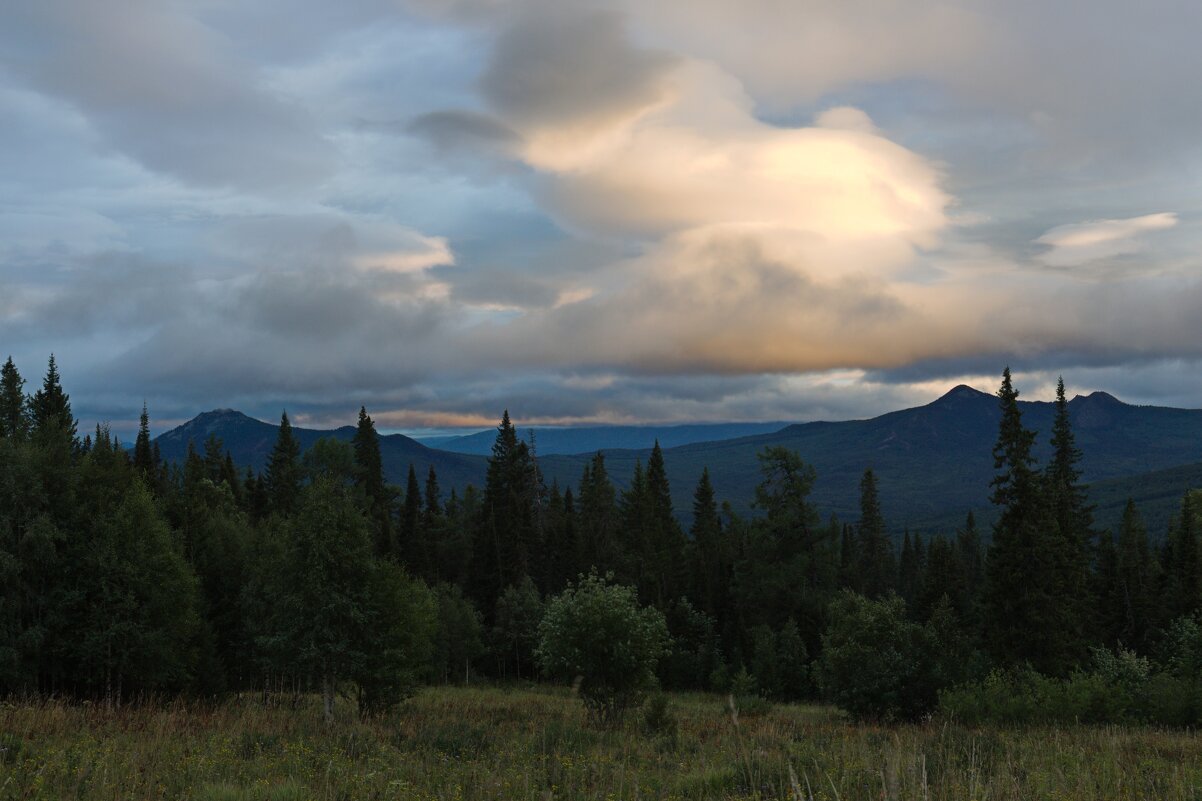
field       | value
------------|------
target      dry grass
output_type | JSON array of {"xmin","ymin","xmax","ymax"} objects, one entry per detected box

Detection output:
[{"xmin": 2, "ymin": 686, "xmax": 1201, "ymax": 800}]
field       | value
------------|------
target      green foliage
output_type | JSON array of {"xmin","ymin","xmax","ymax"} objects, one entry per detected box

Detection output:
[
  {"xmin": 264, "ymin": 412, "xmax": 301, "ymax": 516},
  {"xmin": 816, "ymin": 591, "xmax": 959, "ymax": 722},
  {"xmin": 70, "ymin": 479, "xmax": 204, "ymax": 696},
  {"xmin": 430, "ymin": 583, "xmax": 485, "ymax": 684},
  {"xmin": 355, "ymin": 562, "xmax": 437, "ymax": 714},
  {"xmin": 301, "ymin": 437, "xmax": 356, "ymax": 484},
  {"xmin": 260, "ymin": 477, "xmax": 375, "ymax": 719},
  {"xmin": 659, "ymin": 597, "xmax": 723, "ymax": 692},
  {"xmin": 536, "ymin": 572, "xmax": 668, "ymax": 725},
  {"xmin": 492, "ymin": 575, "xmax": 544, "ymax": 680}
]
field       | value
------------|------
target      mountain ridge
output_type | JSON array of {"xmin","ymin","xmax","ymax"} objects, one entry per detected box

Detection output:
[{"xmin": 154, "ymin": 385, "xmax": 1202, "ymax": 536}]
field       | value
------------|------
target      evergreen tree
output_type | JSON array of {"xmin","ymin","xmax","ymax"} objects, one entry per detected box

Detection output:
[
  {"xmin": 401, "ymin": 464, "xmax": 423, "ymax": 570},
  {"xmin": 352, "ymin": 407, "xmax": 393, "ymax": 557},
  {"xmin": 1165, "ymin": 491, "xmax": 1200, "ymax": 618},
  {"xmin": 133, "ymin": 402, "xmax": 154, "ymax": 477},
  {"xmin": 643, "ymin": 441, "xmax": 687, "ymax": 608},
  {"xmin": 687, "ymin": 468, "xmax": 727, "ymax": 620},
  {"xmin": 30, "ymin": 354, "xmax": 76, "ymax": 443},
  {"xmin": 856, "ymin": 468, "xmax": 895, "ymax": 598},
  {"xmin": 618, "ymin": 460, "xmax": 649, "ymax": 588},
  {"xmin": 1045, "ymin": 376, "xmax": 1095, "ymax": 641},
  {"xmin": 1106, "ymin": 499, "xmax": 1157, "ymax": 648},
  {"xmin": 0, "ymin": 357, "xmax": 28, "ymax": 441},
  {"xmin": 473, "ymin": 411, "xmax": 539, "ymax": 615},
  {"xmin": 984, "ymin": 368, "xmax": 1078, "ymax": 674},
  {"xmin": 264, "ymin": 412, "xmax": 301, "ymax": 516},
  {"xmin": 733, "ymin": 447, "xmax": 837, "ymax": 653},
  {"xmin": 576, "ymin": 452, "xmax": 618, "ymax": 575}
]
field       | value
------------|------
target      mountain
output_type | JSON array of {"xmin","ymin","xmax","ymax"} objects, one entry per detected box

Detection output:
[
  {"xmin": 155, "ymin": 387, "xmax": 1202, "ymax": 538},
  {"xmin": 154, "ymin": 409, "xmax": 486, "ymax": 490},
  {"xmin": 537, "ymin": 385, "xmax": 1202, "ymax": 535},
  {"xmin": 418, "ymin": 422, "xmax": 793, "ymax": 456}
]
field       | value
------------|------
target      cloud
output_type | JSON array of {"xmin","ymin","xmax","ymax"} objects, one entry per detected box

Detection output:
[
  {"xmin": 0, "ymin": 1, "xmax": 334, "ymax": 191},
  {"xmin": 1035, "ymin": 213, "xmax": 1179, "ymax": 267}
]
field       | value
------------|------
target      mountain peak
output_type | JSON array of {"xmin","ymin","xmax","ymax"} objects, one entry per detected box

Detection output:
[
  {"xmin": 930, "ymin": 384, "xmax": 992, "ymax": 407},
  {"xmin": 192, "ymin": 408, "xmax": 254, "ymax": 422}
]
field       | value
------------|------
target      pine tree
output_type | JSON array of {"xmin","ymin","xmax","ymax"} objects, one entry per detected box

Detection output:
[
  {"xmin": 984, "ymin": 367, "xmax": 1076, "ymax": 674},
  {"xmin": 0, "ymin": 357, "xmax": 28, "ymax": 441},
  {"xmin": 1165, "ymin": 491, "xmax": 1200, "ymax": 618},
  {"xmin": 401, "ymin": 464, "xmax": 423, "ymax": 570},
  {"xmin": 30, "ymin": 354, "xmax": 76, "ymax": 443},
  {"xmin": 264, "ymin": 412, "xmax": 301, "ymax": 516},
  {"xmin": 576, "ymin": 452, "xmax": 618, "ymax": 575},
  {"xmin": 857, "ymin": 468, "xmax": 895, "ymax": 598},
  {"xmin": 1045, "ymin": 376, "xmax": 1095, "ymax": 643},
  {"xmin": 352, "ymin": 407, "xmax": 393, "ymax": 557},
  {"xmin": 687, "ymin": 468, "xmax": 727, "ymax": 619},
  {"xmin": 1109, "ymin": 499, "xmax": 1156, "ymax": 648},
  {"xmin": 472, "ymin": 411, "xmax": 538, "ymax": 615},
  {"xmin": 644, "ymin": 441, "xmax": 686, "ymax": 607},
  {"xmin": 133, "ymin": 402, "xmax": 155, "ymax": 477}
]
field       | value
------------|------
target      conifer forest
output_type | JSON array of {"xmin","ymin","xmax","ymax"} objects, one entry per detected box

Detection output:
[{"xmin": 5, "ymin": 355, "xmax": 1202, "ymax": 799}]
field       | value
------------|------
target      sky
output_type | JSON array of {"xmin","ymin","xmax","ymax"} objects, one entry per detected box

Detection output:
[{"xmin": 3, "ymin": 0, "xmax": 1202, "ymax": 436}]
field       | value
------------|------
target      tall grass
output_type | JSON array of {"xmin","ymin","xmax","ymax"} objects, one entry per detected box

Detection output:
[{"xmin": 2, "ymin": 687, "xmax": 1201, "ymax": 799}]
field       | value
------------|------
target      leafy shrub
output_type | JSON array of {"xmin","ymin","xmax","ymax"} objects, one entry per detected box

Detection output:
[
  {"xmin": 940, "ymin": 651, "xmax": 1165, "ymax": 726},
  {"xmin": 642, "ymin": 693, "xmax": 679, "ymax": 750},
  {"xmin": 536, "ymin": 572, "xmax": 669, "ymax": 726},
  {"xmin": 816, "ymin": 591, "xmax": 950, "ymax": 721},
  {"xmin": 729, "ymin": 666, "xmax": 772, "ymax": 716}
]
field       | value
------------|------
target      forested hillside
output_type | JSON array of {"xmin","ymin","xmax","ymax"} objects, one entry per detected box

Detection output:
[{"xmin": 6, "ymin": 354, "xmax": 1202, "ymax": 728}]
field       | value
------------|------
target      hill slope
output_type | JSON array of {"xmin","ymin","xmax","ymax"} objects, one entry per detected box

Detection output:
[
  {"xmin": 154, "ymin": 410, "xmax": 486, "ymax": 491},
  {"xmin": 539, "ymin": 386, "xmax": 1202, "ymax": 534}
]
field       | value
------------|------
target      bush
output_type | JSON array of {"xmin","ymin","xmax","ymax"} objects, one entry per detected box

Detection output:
[
  {"xmin": 641, "ymin": 693, "xmax": 679, "ymax": 748},
  {"xmin": 536, "ymin": 572, "xmax": 669, "ymax": 726},
  {"xmin": 939, "ymin": 650, "xmax": 1173, "ymax": 726},
  {"xmin": 816, "ymin": 592, "xmax": 948, "ymax": 721}
]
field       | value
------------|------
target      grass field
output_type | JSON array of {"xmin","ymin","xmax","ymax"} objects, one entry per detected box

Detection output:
[{"xmin": 3, "ymin": 686, "xmax": 1202, "ymax": 800}]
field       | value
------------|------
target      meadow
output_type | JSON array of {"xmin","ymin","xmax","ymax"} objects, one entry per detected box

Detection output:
[{"xmin": 2, "ymin": 686, "xmax": 1201, "ymax": 801}]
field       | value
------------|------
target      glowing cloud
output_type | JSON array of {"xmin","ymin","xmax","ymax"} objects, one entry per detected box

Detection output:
[{"xmin": 1035, "ymin": 213, "xmax": 1178, "ymax": 267}]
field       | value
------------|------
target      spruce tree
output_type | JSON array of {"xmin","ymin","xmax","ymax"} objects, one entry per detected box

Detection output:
[
  {"xmin": 0, "ymin": 356, "xmax": 28, "ymax": 441},
  {"xmin": 1166, "ymin": 491, "xmax": 1200, "ymax": 618},
  {"xmin": 984, "ymin": 367, "xmax": 1077, "ymax": 674},
  {"xmin": 1110, "ymin": 499, "xmax": 1156, "ymax": 648},
  {"xmin": 687, "ymin": 468, "xmax": 726, "ymax": 619},
  {"xmin": 401, "ymin": 464, "xmax": 423, "ymax": 570},
  {"xmin": 472, "ymin": 411, "xmax": 538, "ymax": 614},
  {"xmin": 1045, "ymin": 376, "xmax": 1095, "ymax": 643},
  {"xmin": 30, "ymin": 354, "xmax": 76, "ymax": 443},
  {"xmin": 352, "ymin": 407, "xmax": 392, "ymax": 556},
  {"xmin": 133, "ymin": 402, "xmax": 155, "ymax": 477},
  {"xmin": 264, "ymin": 412, "xmax": 301, "ymax": 516},
  {"xmin": 644, "ymin": 441, "xmax": 686, "ymax": 607},
  {"xmin": 576, "ymin": 452, "xmax": 617, "ymax": 575},
  {"xmin": 856, "ymin": 468, "xmax": 895, "ymax": 598}
]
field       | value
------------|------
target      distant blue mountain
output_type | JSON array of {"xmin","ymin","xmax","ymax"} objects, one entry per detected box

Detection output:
[
  {"xmin": 417, "ymin": 422, "xmax": 792, "ymax": 456},
  {"xmin": 154, "ymin": 387, "xmax": 1202, "ymax": 538}
]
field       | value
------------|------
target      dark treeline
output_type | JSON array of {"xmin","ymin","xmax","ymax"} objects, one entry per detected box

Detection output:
[{"xmin": 3, "ymin": 357, "xmax": 1202, "ymax": 721}]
